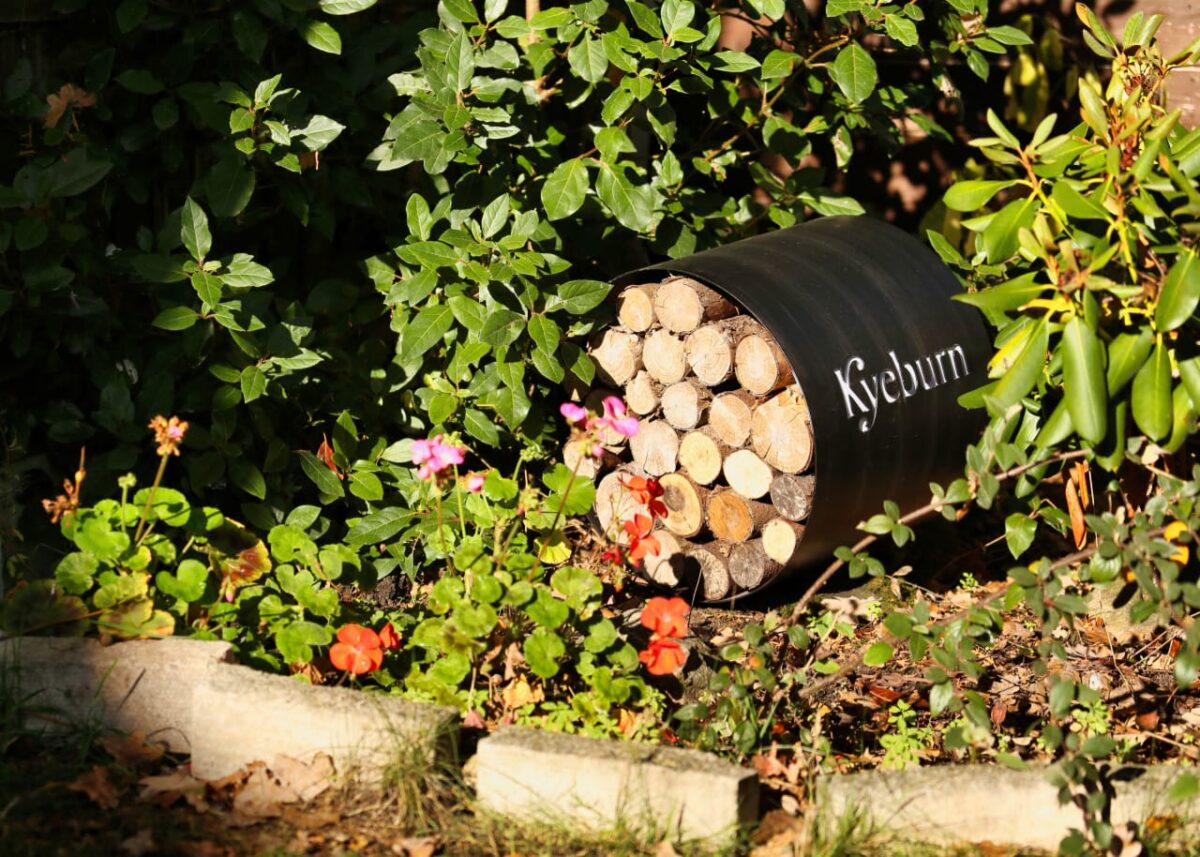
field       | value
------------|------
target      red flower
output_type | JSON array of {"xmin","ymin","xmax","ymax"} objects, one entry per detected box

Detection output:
[
  {"xmin": 316, "ymin": 434, "xmax": 344, "ymax": 481},
  {"xmin": 329, "ymin": 624, "xmax": 383, "ymax": 675},
  {"xmin": 622, "ymin": 514, "xmax": 660, "ymax": 567},
  {"xmin": 378, "ymin": 621, "xmax": 401, "ymax": 650},
  {"xmin": 640, "ymin": 596, "xmax": 690, "ymax": 639},
  {"xmin": 601, "ymin": 545, "xmax": 623, "ymax": 566},
  {"xmin": 639, "ymin": 637, "xmax": 687, "ymax": 675},
  {"xmin": 621, "ymin": 475, "xmax": 668, "ymax": 520}
]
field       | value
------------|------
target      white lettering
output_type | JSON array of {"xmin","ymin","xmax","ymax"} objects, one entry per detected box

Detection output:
[{"xmin": 834, "ymin": 344, "xmax": 970, "ymax": 432}]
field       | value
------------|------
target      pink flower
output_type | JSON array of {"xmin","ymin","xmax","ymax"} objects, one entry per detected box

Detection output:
[
  {"xmin": 560, "ymin": 402, "xmax": 588, "ymax": 425},
  {"xmin": 412, "ymin": 435, "xmax": 465, "ymax": 480},
  {"xmin": 600, "ymin": 396, "xmax": 639, "ymax": 438},
  {"xmin": 465, "ymin": 473, "xmax": 486, "ymax": 493}
]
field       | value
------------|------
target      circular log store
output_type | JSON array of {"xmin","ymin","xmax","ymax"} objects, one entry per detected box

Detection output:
[{"xmin": 578, "ymin": 217, "xmax": 994, "ymax": 602}]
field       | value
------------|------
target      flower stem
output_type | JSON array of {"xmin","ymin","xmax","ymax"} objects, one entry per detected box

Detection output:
[
  {"xmin": 453, "ymin": 465, "xmax": 467, "ymax": 540},
  {"xmin": 133, "ymin": 454, "xmax": 169, "ymax": 543}
]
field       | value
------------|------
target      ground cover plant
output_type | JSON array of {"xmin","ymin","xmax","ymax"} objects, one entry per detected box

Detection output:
[{"xmin": 5, "ymin": 1, "xmax": 1200, "ymax": 855}]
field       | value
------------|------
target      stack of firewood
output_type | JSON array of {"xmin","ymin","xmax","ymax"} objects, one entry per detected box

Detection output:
[{"xmin": 578, "ymin": 275, "xmax": 816, "ymax": 600}]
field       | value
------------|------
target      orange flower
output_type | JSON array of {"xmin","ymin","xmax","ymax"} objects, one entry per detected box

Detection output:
[
  {"xmin": 316, "ymin": 434, "xmax": 344, "ymax": 480},
  {"xmin": 640, "ymin": 596, "xmax": 690, "ymax": 639},
  {"xmin": 621, "ymin": 474, "xmax": 667, "ymax": 519},
  {"xmin": 44, "ymin": 83, "xmax": 95, "ymax": 130},
  {"xmin": 378, "ymin": 621, "xmax": 402, "ymax": 650},
  {"xmin": 148, "ymin": 415, "xmax": 188, "ymax": 456},
  {"xmin": 42, "ymin": 449, "xmax": 86, "ymax": 524},
  {"xmin": 329, "ymin": 624, "xmax": 383, "ymax": 675},
  {"xmin": 639, "ymin": 637, "xmax": 687, "ymax": 675},
  {"xmin": 622, "ymin": 514, "xmax": 660, "ymax": 567}
]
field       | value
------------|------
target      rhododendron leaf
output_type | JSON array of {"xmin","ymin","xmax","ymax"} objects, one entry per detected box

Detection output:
[
  {"xmin": 277, "ymin": 620, "xmax": 332, "ymax": 664},
  {"xmin": 524, "ymin": 628, "xmax": 565, "ymax": 678}
]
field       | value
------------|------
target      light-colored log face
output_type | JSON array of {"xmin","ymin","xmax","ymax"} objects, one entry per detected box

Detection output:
[
  {"xmin": 628, "ymin": 420, "xmax": 680, "ymax": 476},
  {"xmin": 684, "ymin": 325, "xmax": 734, "ymax": 386},
  {"xmin": 642, "ymin": 329, "xmax": 688, "ymax": 384},
  {"xmin": 584, "ymin": 388, "xmax": 627, "ymax": 447},
  {"xmin": 616, "ymin": 285, "xmax": 657, "ymax": 332},
  {"xmin": 762, "ymin": 518, "xmax": 803, "ymax": 565},
  {"xmin": 689, "ymin": 545, "xmax": 731, "ymax": 600},
  {"xmin": 624, "ymin": 370, "xmax": 661, "ymax": 416},
  {"xmin": 709, "ymin": 391, "xmax": 754, "ymax": 448},
  {"xmin": 751, "ymin": 388, "xmax": 813, "ymax": 473},
  {"xmin": 729, "ymin": 539, "xmax": 777, "ymax": 589},
  {"xmin": 592, "ymin": 328, "xmax": 642, "ymax": 387},
  {"xmin": 678, "ymin": 429, "xmax": 724, "ymax": 485},
  {"xmin": 660, "ymin": 381, "xmax": 710, "ymax": 431},
  {"xmin": 644, "ymin": 530, "xmax": 682, "ymax": 586},
  {"xmin": 594, "ymin": 471, "xmax": 648, "ymax": 544},
  {"xmin": 706, "ymin": 489, "xmax": 755, "ymax": 543},
  {"xmin": 658, "ymin": 473, "xmax": 706, "ymax": 538},
  {"xmin": 652, "ymin": 277, "xmax": 736, "ymax": 333},
  {"xmin": 722, "ymin": 449, "xmax": 773, "ymax": 500},
  {"xmin": 735, "ymin": 334, "xmax": 792, "ymax": 396},
  {"xmin": 563, "ymin": 438, "xmax": 600, "ymax": 480},
  {"xmin": 769, "ymin": 473, "xmax": 815, "ymax": 522}
]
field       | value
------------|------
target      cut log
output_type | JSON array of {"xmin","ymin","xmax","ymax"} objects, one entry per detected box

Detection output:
[
  {"xmin": 751, "ymin": 388, "xmax": 813, "ymax": 474},
  {"xmin": 592, "ymin": 328, "xmax": 642, "ymax": 387},
  {"xmin": 658, "ymin": 472, "xmax": 708, "ymax": 538},
  {"xmin": 769, "ymin": 473, "xmax": 815, "ymax": 522},
  {"xmin": 735, "ymin": 332, "xmax": 793, "ymax": 396},
  {"xmin": 660, "ymin": 381, "xmax": 711, "ymax": 431},
  {"xmin": 687, "ymin": 542, "xmax": 732, "ymax": 601},
  {"xmin": 652, "ymin": 277, "xmax": 737, "ymax": 333},
  {"xmin": 616, "ymin": 285, "xmax": 657, "ymax": 332},
  {"xmin": 706, "ymin": 489, "xmax": 775, "ymax": 543},
  {"xmin": 643, "ymin": 530, "xmax": 683, "ymax": 587},
  {"xmin": 642, "ymin": 329, "xmax": 688, "ymax": 384},
  {"xmin": 729, "ymin": 539, "xmax": 781, "ymax": 590},
  {"xmin": 762, "ymin": 518, "xmax": 804, "ymax": 565},
  {"xmin": 677, "ymin": 427, "xmax": 730, "ymax": 486},
  {"xmin": 708, "ymin": 390, "xmax": 756, "ymax": 448},
  {"xmin": 722, "ymin": 449, "xmax": 774, "ymax": 500},
  {"xmin": 594, "ymin": 470, "xmax": 648, "ymax": 544},
  {"xmin": 563, "ymin": 438, "xmax": 618, "ymax": 480},
  {"xmin": 628, "ymin": 420, "xmax": 680, "ymax": 477},
  {"xmin": 624, "ymin": 370, "xmax": 662, "ymax": 417},
  {"xmin": 684, "ymin": 317, "xmax": 763, "ymax": 387}
]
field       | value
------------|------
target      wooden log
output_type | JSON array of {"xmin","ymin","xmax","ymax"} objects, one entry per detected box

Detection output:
[
  {"xmin": 652, "ymin": 276, "xmax": 737, "ymax": 333},
  {"xmin": 684, "ymin": 317, "xmax": 763, "ymax": 387},
  {"xmin": 729, "ymin": 539, "xmax": 781, "ymax": 590},
  {"xmin": 751, "ymin": 388, "xmax": 813, "ymax": 474},
  {"xmin": 563, "ymin": 438, "xmax": 619, "ymax": 480},
  {"xmin": 624, "ymin": 370, "xmax": 662, "ymax": 417},
  {"xmin": 687, "ymin": 541, "xmax": 732, "ymax": 601},
  {"xmin": 642, "ymin": 329, "xmax": 688, "ymax": 384},
  {"xmin": 735, "ymin": 332, "xmax": 793, "ymax": 396},
  {"xmin": 769, "ymin": 473, "xmax": 815, "ymax": 522},
  {"xmin": 660, "ymin": 380, "xmax": 711, "ymax": 431},
  {"xmin": 708, "ymin": 390, "xmax": 756, "ymax": 448},
  {"xmin": 722, "ymin": 449, "xmax": 774, "ymax": 500},
  {"xmin": 592, "ymin": 328, "xmax": 642, "ymax": 387},
  {"xmin": 762, "ymin": 518, "xmax": 805, "ymax": 565},
  {"xmin": 616, "ymin": 284, "xmax": 657, "ymax": 332},
  {"xmin": 643, "ymin": 529, "xmax": 683, "ymax": 587},
  {"xmin": 594, "ymin": 469, "xmax": 648, "ymax": 544},
  {"xmin": 706, "ymin": 489, "xmax": 775, "ymax": 543},
  {"xmin": 628, "ymin": 420, "xmax": 679, "ymax": 477},
  {"xmin": 677, "ymin": 427, "xmax": 730, "ymax": 486},
  {"xmin": 658, "ymin": 472, "xmax": 708, "ymax": 538}
]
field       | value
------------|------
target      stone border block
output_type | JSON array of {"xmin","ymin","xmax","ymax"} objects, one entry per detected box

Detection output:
[
  {"xmin": 0, "ymin": 636, "xmax": 234, "ymax": 753},
  {"xmin": 474, "ymin": 726, "xmax": 758, "ymax": 846},
  {"xmin": 188, "ymin": 661, "xmax": 458, "ymax": 781},
  {"xmin": 817, "ymin": 764, "xmax": 1200, "ymax": 852}
]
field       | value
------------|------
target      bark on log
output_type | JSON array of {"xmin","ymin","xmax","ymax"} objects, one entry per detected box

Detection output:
[
  {"xmin": 616, "ymin": 284, "xmax": 657, "ymax": 332},
  {"xmin": 594, "ymin": 469, "xmax": 648, "ymax": 543},
  {"xmin": 658, "ymin": 472, "xmax": 708, "ymax": 538},
  {"xmin": 722, "ymin": 449, "xmax": 774, "ymax": 500},
  {"xmin": 628, "ymin": 420, "xmax": 679, "ymax": 477},
  {"xmin": 729, "ymin": 539, "xmax": 781, "ymax": 590},
  {"xmin": 735, "ymin": 333, "xmax": 793, "ymax": 396},
  {"xmin": 592, "ymin": 328, "xmax": 642, "ymax": 387},
  {"xmin": 624, "ymin": 370, "xmax": 662, "ymax": 417},
  {"xmin": 660, "ymin": 380, "xmax": 711, "ymax": 431},
  {"xmin": 644, "ymin": 529, "xmax": 683, "ymax": 587},
  {"xmin": 706, "ymin": 489, "xmax": 775, "ymax": 543},
  {"xmin": 687, "ymin": 541, "xmax": 732, "ymax": 601},
  {"xmin": 708, "ymin": 390, "xmax": 756, "ymax": 448},
  {"xmin": 761, "ymin": 518, "xmax": 805, "ymax": 565},
  {"xmin": 769, "ymin": 473, "xmax": 815, "ymax": 522},
  {"xmin": 642, "ymin": 329, "xmax": 688, "ymax": 384},
  {"xmin": 652, "ymin": 277, "xmax": 737, "ymax": 333},
  {"xmin": 751, "ymin": 388, "xmax": 813, "ymax": 474},
  {"xmin": 677, "ymin": 427, "xmax": 729, "ymax": 486}
]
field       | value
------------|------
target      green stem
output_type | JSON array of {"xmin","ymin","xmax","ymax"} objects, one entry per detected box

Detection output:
[
  {"xmin": 454, "ymin": 465, "xmax": 467, "ymax": 540},
  {"xmin": 530, "ymin": 454, "xmax": 584, "ymax": 576},
  {"xmin": 133, "ymin": 454, "xmax": 169, "ymax": 544},
  {"xmin": 434, "ymin": 486, "xmax": 448, "ymax": 559}
]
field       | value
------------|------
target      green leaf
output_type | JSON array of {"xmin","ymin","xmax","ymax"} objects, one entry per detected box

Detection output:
[
  {"xmin": 863, "ymin": 641, "xmax": 894, "ymax": 667},
  {"xmin": 191, "ymin": 271, "xmax": 223, "ymax": 310},
  {"xmin": 545, "ymin": 279, "xmax": 611, "ymax": 315},
  {"xmin": 55, "ymin": 552, "xmax": 98, "ymax": 595},
  {"xmin": 929, "ymin": 680, "xmax": 954, "ymax": 716},
  {"xmin": 884, "ymin": 14, "xmax": 919, "ymax": 46},
  {"xmin": 659, "ymin": 0, "xmax": 694, "ymax": 36},
  {"xmin": 954, "ymin": 275, "xmax": 1047, "ymax": 312},
  {"xmin": 115, "ymin": 69, "xmax": 163, "ymax": 94},
  {"xmin": 300, "ymin": 19, "xmax": 342, "ymax": 54},
  {"xmin": 991, "ymin": 317, "xmax": 1048, "ymax": 409},
  {"xmin": 523, "ymin": 627, "xmax": 566, "ymax": 678},
  {"xmin": 447, "ymin": 30, "xmax": 475, "ymax": 92},
  {"xmin": 527, "ymin": 315, "xmax": 561, "ymax": 355},
  {"xmin": 1106, "ymin": 329, "xmax": 1152, "ymax": 395},
  {"xmin": 1061, "ymin": 317, "xmax": 1108, "ymax": 444},
  {"xmin": 1004, "ymin": 513, "xmax": 1037, "ymax": 559},
  {"xmin": 240, "ymin": 365, "xmax": 267, "ymax": 403},
  {"xmin": 979, "ymin": 196, "xmax": 1036, "ymax": 264},
  {"xmin": 569, "ymin": 35, "xmax": 608, "ymax": 83},
  {"xmin": 403, "ymin": 305, "xmax": 455, "ymax": 358},
  {"xmin": 1155, "ymin": 251, "xmax": 1200, "ymax": 332},
  {"xmin": 47, "ymin": 154, "xmax": 113, "ymax": 198},
  {"xmin": 318, "ymin": 0, "xmax": 377, "ymax": 13},
  {"xmin": 829, "ymin": 43, "xmax": 877, "ymax": 103},
  {"xmin": 132, "ymin": 255, "xmax": 189, "ymax": 283},
  {"xmin": 596, "ymin": 165, "xmax": 653, "ymax": 232},
  {"xmin": 479, "ymin": 309, "xmax": 525, "ymax": 347},
  {"xmin": 206, "ymin": 158, "xmax": 255, "ymax": 218},
  {"xmin": 346, "ymin": 508, "xmax": 415, "ymax": 545},
  {"xmin": 713, "ymin": 50, "xmax": 760, "ymax": 73},
  {"xmin": 180, "ymin": 197, "xmax": 212, "ymax": 261},
  {"xmin": 276, "ymin": 620, "xmax": 332, "ymax": 664},
  {"xmin": 223, "ymin": 255, "xmax": 274, "ymax": 288},
  {"xmin": 1132, "ymin": 340, "xmax": 1172, "ymax": 440},
  {"xmin": 152, "ymin": 306, "xmax": 198, "ymax": 331},
  {"xmin": 297, "ymin": 451, "xmax": 345, "ymax": 502},
  {"xmin": 943, "ymin": 179, "xmax": 1017, "ymax": 212},
  {"xmin": 296, "ymin": 115, "xmax": 345, "ymax": 152},
  {"xmin": 541, "ymin": 159, "xmax": 589, "ymax": 221},
  {"xmin": 156, "ymin": 559, "xmax": 209, "ymax": 603}
]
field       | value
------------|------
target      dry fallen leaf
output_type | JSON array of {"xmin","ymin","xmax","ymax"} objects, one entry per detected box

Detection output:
[
  {"xmin": 68, "ymin": 765, "xmax": 122, "ymax": 809},
  {"xmin": 139, "ymin": 766, "xmax": 209, "ymax": 811},
  {"xmin": 749, "ymin": 808, "xmax": 809, "ymax": 857},
  {"xmin": 502, "ymin": 675, "xmax": 542, "ymax": 710},
  {"xmin": 101, "ymin": 731, "xmax": 167, "ymax": 769},
  {"xmin": 232, "ymin": 755, "xmax": 336, "ymax": 821},
  {"xmin": 1066, "ymin": 475, "xmax": 1086, "ymax": 549},
  {"xmin": 120, "ymin": 828, "xmax": 156, "ymax": 857},
  {"xmin": 652, "ymin": 842, "xmax": 681, "ymax": 857},
  {"xmin": 282, "ymin": 805, "xmax": 342, "ymax": 829},
  {"xmin": 392, "ymin": 836, "xmax": 438, "ymax": 857}
]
